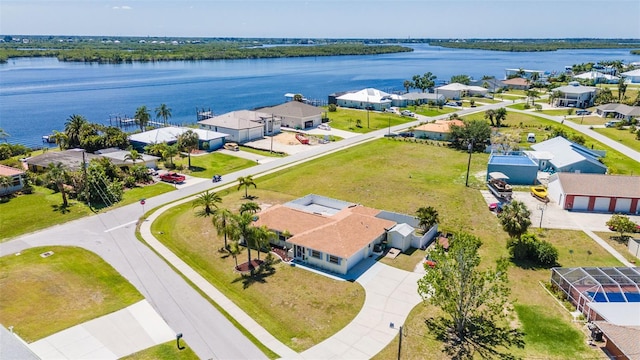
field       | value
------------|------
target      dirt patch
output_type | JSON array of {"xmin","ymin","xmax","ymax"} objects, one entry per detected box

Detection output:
[{"xmin": 235, "ymin": 259, "xmax": 264, "ymax": 273}]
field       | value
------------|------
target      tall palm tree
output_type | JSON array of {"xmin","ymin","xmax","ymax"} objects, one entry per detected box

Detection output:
[
  {"xmin": 495, "ymin": 108, "xmax": 508, "ymax": 127},
  {"xmin": 212, "ymin": 208, "xmax": 234, "ymax": 250},
  {"xmin": 484, "ymin": 109, "xmax": 496, "ymax": 126},
  {"xmin": 416, "ymin": 206, "xmax": 439, "ymax": 232},
  {"xmin": 192, "ymin": 190, "xmax": 221, "ymax": 217},
  {"xmin": 123, "ymin": 149, "xmax": 143, "ymax": 165},
  {"xmin": 134, "ymin": 105, "xmax": 151, "ymax": 132},
  {"xmin": 46, "ymin": 162, "xmax": 69, "ymax": 207},
  {"xmin": 0, "ymin": 175, "xmax": 13, "ymax": 195},
  {"xmin": 403, "ymin": 80, "xmax": 413, "ymax": 93},
  {"xmin": 155, "ymin": 103, "xmax": 172, "ymax": 126},
  {"xmin": 51, "ymin": 130, "xmax": 68, "ymax": 150},
  {"xmin": 617, "ymin": 78, "xmax": 628, "ymax": 102},
  {"xmin": 497, "ymin": 200, "xmax": 531, "ymax": 239},
  {"xmin": 239, "ymin": 201, "xmax": 261, "ymax": 215},
  {"xmin": 228, "ymin": 240, "xmax": 242, "ymax": 268},
  {"xmin": 177, "ymin": 130, "xmax": 199, "ymax": 169},
  {"xmin": 64, "ymin": 114, "xmax": 88, "ymax": 148},
  {"xmin": 237, "ymin": 175, "xmax": 257, "ymax": 199},
  {"xmin": 253, "ymin": 225, "xmax": 275, "ymax": 261},
  {"xmin": 230, "ymin": 212, "xmax": 259, "ymax": 272},
  {"xmin": 526, "ymin": 89, "xmax": 540, "ymax": 106}
]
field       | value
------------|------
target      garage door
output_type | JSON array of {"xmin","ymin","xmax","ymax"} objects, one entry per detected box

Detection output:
[
  {"xmin": 615, "ymin": 198, "xmax": 632, "ymax": 213},
  {"xmin": 572, "ymin": 196, "xmax": 590, "ymax": 211},
  {"xmin": 593, "ymin": 197, "xmax": 611, "ymax": 212}
]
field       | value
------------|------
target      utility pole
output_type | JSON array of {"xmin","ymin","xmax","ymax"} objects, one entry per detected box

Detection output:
[
  {"xmin": 82, "ymin": 150, "xmax": 90, "ymax": 209},
  {"xmin": 465, "ymin": 140, "xmax": 473, "ymax": 187},
  {"xmin": 397, "ymin": 325, "xmax": 403, "ymax": 360}
]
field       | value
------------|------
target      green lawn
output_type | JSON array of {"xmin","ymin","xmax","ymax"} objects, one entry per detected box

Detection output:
[
  {"xmin": 593, "ymin": 127, "xmax": 640, "ymax": 153},
  {"xmin": 173, "ymin": 152, "xmax": 257, "ymax": 179},
  {"xmin": 239, "ymin": 145, "xmax": 287, "ymax": 157},
  {"xmin": 325, "ymin": 108, "xmax": 413, "ymax": 133},
  {"xmin": 122, "ymin": 341, "xmax": 199, "ymax": 360},
  {"xmin": 507, "ymin": 103, "xmax": 529, "ymax": 110},
  {"xmin": 412, "ymin": 106, "xmax": 457, "ymax": 117},
  {"xmin": 594, "ymin": 231, "xmax": 639, "ymax": 264},
  {"xmin": 0, "ymin": 183, "xmax": 175, "ymax": 241},
  {"xmin": 539, "ymin": 109, "xmax": 577, "ymax": 116},
  {"xmin": 0, "ymin": 246, "xmax": 143, "ymax": 342},
  {"xmin": 566, "ymin": 115, "xmax": 608, "ymax": 126}
]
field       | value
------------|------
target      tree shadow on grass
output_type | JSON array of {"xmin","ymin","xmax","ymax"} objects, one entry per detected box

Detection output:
[
  {"xmin": 188, "ymin": 166, "xmax": 206, "ymax": 173},
  {"xmin": 232, "ymin": 265, "xmax": 275, "ymax": 289},
  {"xmin": 243, "ymin": 195, "xmax": 259, "ymax": 200},
  {"xmin": 510, "ymin": 257, "xmax": 557, "ymax": 270},
  {"xmin": 51, "ymin": 203, "xmax": 71, "ymax": 214}
]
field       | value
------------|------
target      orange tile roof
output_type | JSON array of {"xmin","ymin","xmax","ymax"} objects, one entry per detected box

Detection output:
[
  {"xmin": 255, "ymin": 204, "xmax": 396, "ymax": 258},
  {"xmin": 502, "ymin": 77, "xmax": 530, "ymax": 86},
  {"xmin": 414, "ymin": 119, "xmax": 464, "ymax": 134},
  {"xmin": 0, "ymin": 164, "xmax": 24, "ymax": 176}
]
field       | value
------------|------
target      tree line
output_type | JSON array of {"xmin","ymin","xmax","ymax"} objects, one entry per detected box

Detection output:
[{"xmin": 428, "ymin": 39, "xmax": 640, "ymax": 53}]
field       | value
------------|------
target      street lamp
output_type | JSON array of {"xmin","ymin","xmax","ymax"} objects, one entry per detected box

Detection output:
[
  {"xmin": 465, "ymin": 140, "xmax": 473, "ymax": 187},
  {"xmin": 537, "ymin": 203, "xmax": 547, "ymax": 228}
]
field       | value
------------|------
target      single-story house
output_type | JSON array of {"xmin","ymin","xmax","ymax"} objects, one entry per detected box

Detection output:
[
  {"xmin": 621, "ymin": 68, "xmax": 640, "ymax": 84},
  {"xmin": 253, "ymin": 194, "xmax": 436, "ymax": 275},
  {"xmin": 413, "ymin": 119, "xmax": 463, "ymax": 141},
  {"xmin": 469, "ymin": 77, "xmax": 505, "ymax": 93},
  {"xmin": 595, "ymin": 103, "xmax": 640, "ymax": 122},
  {"xmin": 551, "ymin": 82, "xmax": 598, "ymax": 108},
  {"xmin": 592, "ymin": 322, "xmax": 640, "ymax": 360},
  {"xmin": 486, "ymin": 154, "xmax": 539, "ymax": 185},
  {"xmin": 128, "ymin": 126, "xmax": 229, "ymax": 151},
  {"xmin": 198, "ymin": 110, "xmax": 281, "ymax": 144},
  {"xmin": 502, "ymin": 77, "xmax": 531, "ymax": 90},
  {"xmin": 547, "ymin": 173, "xmax": 640, "ymax": 212},
  {"xmin": 530, "ymin": 136, "xmax": 607, "ymax": 174},
  {"xmin": 504, "ymin": 68, "xmax": 545, "ymax": 80},
  {"xmin": 259, "ymin": 101, "xmax": 324, "ymax": 130},
  {"xmin": 398, "ymin": 92, "xmax": 445, "ymax": 107},
  {"xmin": 26, "ymin": 149, "xmax": 99, "ymax": 172},
  {"xmin": 435, "ymin": 83, "xmax": 488, "ymax": 100},
  {"xmin": 94, "ymin": 148, "xmax": 159, "ymax": 168},
  {"xmin": 0, "ymin": 164, "xmax": 26, "ymax": 196},
  {"xmin": 573, "ymin": 71, "xmax": 620, "ymax": 84},
  {"xmin": 335, "ymin": 88, "xmax": 392, "ymax": 111},
  {"xmin": 523, "ymin": 150, "xmax": 554, "ymax": 171}
]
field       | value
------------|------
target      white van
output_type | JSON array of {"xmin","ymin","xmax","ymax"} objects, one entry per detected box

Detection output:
[
  {"xmin": 604, "ymin": 120, "xmax": 622, "ymax": 128},
  {"xmin": 527, "ymin": 133, "xmax": 536, "ymax": 143}
]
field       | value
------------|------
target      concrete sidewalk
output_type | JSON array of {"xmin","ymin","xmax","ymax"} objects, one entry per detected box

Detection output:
[{"xmin": 29, "ymin": 300, "xmax": 175, "ymax": 359}]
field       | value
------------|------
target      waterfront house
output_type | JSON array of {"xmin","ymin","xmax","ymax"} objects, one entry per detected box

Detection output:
[
  {"xmin": 0, "ymin": 164, "xmax": 25, "ymax": 196},
  {"xmin": 413, "ymin": 119, "xmax": 463, "ymax": 140},
  {"xmin": 573, "ymin": 71, "xmax": 620, "ymax": 84},
  {"xmin": 530, "ymin": 136, "xmax": 607, "ymax": 174},
  {"xmin": 399, "ymin": 92, "xmax": 445, "ymax": 106},
  {"xmin": 504, "ymin": 68, "xmax": 545, "ymax": 80},
  {"xmin": 129, "ymin": 126, "xmax": 229, "ymax": 151},
  {"xmin": 595, "ymin": 103, "xmax": 640, "ymax": 122},
  {"xmin": 94, "ymin": 148, "xmax": 159, "ymax": 168},
  {"xmin": 259, "ymin": 101, "xmax": 324, "ymax": 130},
  {"xmin": 502, "ymin": 77, "xmax": 531, "ymax": 90},
  {"xmin": 470, "ymin": 77, "xmax": 505, "ymax": 93},
  {"xmin": 26, "ymin": 149, "xmax": 98, "ymax": 172},
  {"xmin": 198, "ymin": 110, "xmax": 281, "ymax": 144},
  {"xmin": 621, "ymin": 68, "xmax": 640, "ymax": 84},
  {"xmin": 253, "ymin": 194, "xmax": 437, "ymax": 275},
  {"xmin": 551, "ymin": 82, "xmax": 597, "ymax": 108},
  {"xmin": 335, "ymin": 88, "xmax": 392, "ymax": 111},
  {"xmin": 435, "ymin": 83, "xmax": 488, "ymax": 100}
]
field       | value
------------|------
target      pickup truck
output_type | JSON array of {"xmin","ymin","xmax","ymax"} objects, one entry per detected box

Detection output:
[{"xmin": 160, "ymin": 172, "xmax": 186, "ymax": 183}]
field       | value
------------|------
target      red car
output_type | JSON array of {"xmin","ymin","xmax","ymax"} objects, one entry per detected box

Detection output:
[{"xmin": 160, "ymin": 172, "xmax": 186, "ymax": 184}]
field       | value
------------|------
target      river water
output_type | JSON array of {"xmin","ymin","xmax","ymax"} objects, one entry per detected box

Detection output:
[{"xmin": 0, "ymin": 44, "xmax": 637, "ymax": 147}]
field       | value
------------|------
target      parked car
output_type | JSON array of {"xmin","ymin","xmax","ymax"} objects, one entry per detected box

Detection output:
[
  {"xmin": 400, "ymin": 110, "xmax": 415, "ymax": 117},
  {"xmin": 576, "ymin": 109, "xmax": 591, "ymax": 115},
  {"xmin": 160, "ymin": 172, "xmax": 186, "ymax": 184},
  {"xmin": 489, "ymin": 202, "xmax": 505, "ymax": 213},
  {"xmin": 384, "ymin": 107, "xmax": 396, "ymax": 113},
  {"xmin": 223, "ymin": 142, "xmax": 239, "ymax": 151},
  {"xmin": 398, "ymin": 131, "xmax": 414, "ymax": 138},
  {"xmin": 318, "ymin": 123, "xmax": 331, "ymax": 131},
  {"xmin": 604, "ymin": 120, "xmax": 622, "ymax": 128}
]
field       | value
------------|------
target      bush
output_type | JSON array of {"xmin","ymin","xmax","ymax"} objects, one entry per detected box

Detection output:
[
  {"xmin": 523, "ymin": 103, "xmax": 531, "ymax": 109},
  {"xmin": 507, "ymin": 233, "xmax": 558, "ymax": 267},
  {"xmin": 535, "ymin": 240, "xmax": 559, "ymax": 267},
  {"xmin": 328, "ymin": 104, "xmax": 337, "ymax": 112}
]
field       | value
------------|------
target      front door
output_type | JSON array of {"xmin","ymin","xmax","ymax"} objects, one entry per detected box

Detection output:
[{"xmin": 295, "ymin": 245, "xmax": 306, "ymax": 260}]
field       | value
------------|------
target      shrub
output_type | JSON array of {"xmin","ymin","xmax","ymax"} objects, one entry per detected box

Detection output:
[
  {"xmin": 523, "ymin": 103, "xmax": 531, "ymax": 109},
  {"xmin": 507, "ymin": 233, "xmax": 558, "ymax": 267},
  {"xmin": 535, "ymin": 240, "xmax": 559, "ymax": 267},
  {"xmin": 328, "ymin": 104, "xmax": 337, "ymax": 112}
]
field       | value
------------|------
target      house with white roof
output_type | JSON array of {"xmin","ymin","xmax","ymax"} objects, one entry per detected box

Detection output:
[
  {"xmin": 621, "ymin": 68, "xmax": 640, "ymax": 84},
  {"xmin": 335, "ymin": 88, "xmax": 392, "ymax": 111},
  {"xmin": 551, "ymin": 82, "xmax": 598, "ymax": 108},
  {"xmin": 573, "ymin": 71, "xmax": 620, "ymax": 84},
  {"xmin": 505, "ymin": 68, "xmax": 545, "ymax": 80},
  {"xmin": 259, "ymin": 101, "xmax": 324, "ymax": 130},
  {"xmin": 129, "ymin": 126, "xmax": 229, "ymax": 151},
  {"xmin": 595, "ymin": 103, "xmax": 640, "ymax": 122},
  {"xmin": 530, "ymin": 136, "xmax": 607, "ymax": 174},
  {"xmin": 198, "ymin": 110, "xmax": 281, "ymax": 144},
  {"xmin": 399, "ymin": 92, "xmax": 445, "ymax": 107},
  {"xmin": 435, "ymin": 83, "xmax": 488, "ymax": 100}
]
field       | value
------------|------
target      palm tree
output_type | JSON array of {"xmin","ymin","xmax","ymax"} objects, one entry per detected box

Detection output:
[
  {"xmin": 530, "ymin": 72, "xmax": 540, "ymax": 85},
  {"xmin": 50, "ymin": 130, "xmax": 68, "ymax": 150},
  {"xmin": 617, "ymin": 78, "xmax": 628, "ymax": 102},
  {"xmin": 237, "ymin": 175, "xmax": 257, "ymax": 199},
  {"xmin": 123, "ymin": 149, "xmax": 143, "ymax": 165},
  {"xmin": 192, "ymin": 190, "xmax": 221, "ymax": 217},
  {"xmin": 46, "ymin": 162, "xmax": 69, "ymax": 207},
  {"xmin": 484, "ymin": 109, "xmax": 496, "ymax": 126},
  {"xmin": 134, "ymin": 105, "xmax": 151, "ymax": 131},
  {"xmin": 212, "ymin": 208, "xmax": 234, "ymax": 250},
  {"xmin": 64, "ymin": 114, "xmax": 88, "ymax": 148},
  {"xmin": 253, "ymin": 225, "xmax": 275, "ymax": 261},
  {"xmin": 403, "ymin": 80, "xmax": 413, "ymax": 93},
  {"xmin": 0, "ymin": 175, "xmax": 13, "ymax": 195},
  {"xmin": 239, "ymin": 201, "xmax": 261, "ymax": 215},
  {"xmin": 155, "ymin": 103, "xmax": 172, "ymax": 126},
  {"xmin": 0, "ymin": 128, "xmax": 9, "ymax": 143},
  {"xmin": 177, "ymin": 130, "xmax": 199, "ymax": 169},
  {"xmin": 230, "ymin": 212, "xmax": 259, "ymax": 272},
  {"xmin": 293, "ymin": 94, "xmax": 304, "ymax": 102},
  {"xmin": 416, "ymin": 206, "xmax": 439, "ymax": 233},
  {"xmin": 144, "ymin": 142, "xmax": 167, "ymax": 158},
  {"xmin": 497, "ymin": 200, "xmax": 531, "ymax": 239},
  {"xmin": 526, "ymin": 89, "xmax": 540, "ymax": 106},
  {"xmin": 162, "ymin": 144, "xmax": 179, "ymax": 167},
  {"xmin": 228, "ymin": 240, "xmax": 242, "ymax": 268},
  {"xmin": 495, "ymin": 108, "xmax": 508, "ymax": 127}
]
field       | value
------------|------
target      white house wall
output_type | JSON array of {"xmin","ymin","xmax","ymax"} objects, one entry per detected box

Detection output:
[
  {"xmin": 547, "ymin": 177, "xmax": 564, "ymax": 207},
  {"xmin": 615, "ymin": 198, "xmax": 632, "ymax": 213}
]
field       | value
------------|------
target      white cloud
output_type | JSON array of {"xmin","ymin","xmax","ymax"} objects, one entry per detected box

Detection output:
[{"xmin": 112, "ymin": 5, "xmax": 132, "ymax": 10}]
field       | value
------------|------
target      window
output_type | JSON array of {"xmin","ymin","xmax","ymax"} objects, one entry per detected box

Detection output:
[
  {"xmin": 327, "ymin": 254, "xmax": 341, "ymax": 265},
  {"xmin": 310, "ymin": 249, "xmax": 322, "ymax": 259}
]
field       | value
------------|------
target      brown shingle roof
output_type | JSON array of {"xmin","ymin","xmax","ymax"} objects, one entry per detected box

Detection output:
[
  {"xmin": 594, "ymin": 321, "xmax": 640, "ymax": 359},
  {"xmin": 0, "ymin": 164, "xmax": 25, "ymax": 176},
  {"xmin": 502, "ymin": 77, "xmax": 530, "ymax": 86},
  {"xmin": 557, "ymin": 173, "xmax": 640, "ymax": 198},
  {"xmin": 255, "ymin": 204, "xmax": 395, "ymax": 258},
  {"xmin": 414, "ymin": 120, "xmax": 464, "ymax": 134},
  {"xmin": 260, "ymin": 101, "xmax": 324, "ymax": 118}
]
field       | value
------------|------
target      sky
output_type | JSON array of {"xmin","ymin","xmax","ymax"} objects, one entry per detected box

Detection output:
[{"xmin": 1, "ymin": 0, "xmax": 639, "ymax": 39}]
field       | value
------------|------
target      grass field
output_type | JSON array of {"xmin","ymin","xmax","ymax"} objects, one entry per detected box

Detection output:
[
  {"xmin": 325, "ymin": 108, "xmax": 414, "ymax": 133},
  {"xmin": 172, "ymin": 152, "xmax": 257, "ymax": 179},
  {"xmin": 151, "ymin": 138, "xmax": 616, "ymax": 358},
  {"xmin": 594, "ymin": 231, "xmax": 639, "ymax": 264},
  {"xmin": 0, "ymin": 182, "xmax": 175, "ymax": 242},
  {"xmin": 0, "ymin": 246, "xmax": 142, "ymax": 342},
  {"xmin": 540, "ymin": 109, "xmax": 577, "ymax": 116},
  {"xmin": 122, "ymin": 341, "xmax": 199, "ymax": 360},
  {"xmin": 566, "ymin": 115, "xmax": 609, "ymax": 126},
  {"xmin": 593, "ymin": 127, "xmax": 640, "ymax": 153},
  {"xmin": 411, "ymin": 105, "xmax": 457, "ymax": 117}
]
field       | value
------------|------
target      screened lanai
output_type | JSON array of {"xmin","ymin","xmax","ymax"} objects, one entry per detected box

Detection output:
[{"xmin": 550, "ymin": 267, "xmax": 640, "ymax": 319}]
